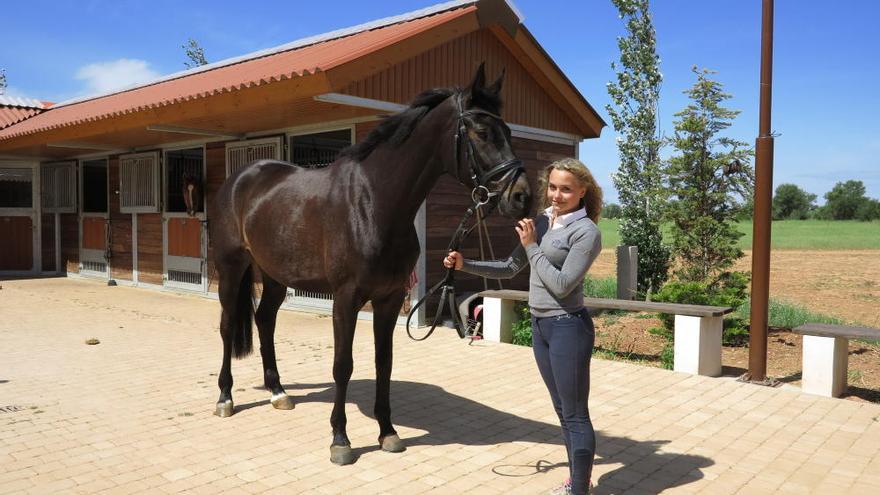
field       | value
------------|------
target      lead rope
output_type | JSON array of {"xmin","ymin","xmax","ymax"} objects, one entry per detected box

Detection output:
[{"xmin": 405, "ymin": 190, "xmax": 490, "ymax": 341}]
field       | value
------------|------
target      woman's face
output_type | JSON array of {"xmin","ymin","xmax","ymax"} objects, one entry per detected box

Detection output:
[{"xmin": 546, "ymin": 169, "xmax": 586, "ymax": 215}]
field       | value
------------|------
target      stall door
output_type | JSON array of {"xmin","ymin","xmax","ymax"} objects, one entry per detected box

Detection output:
[
  {"xmin": 0, "ymin": 165, "xmax": 38, "ymax": 273},
  {"xmin": 79, "ymin": 159, "xmax": 110, "ymax": 278},
  {"xmin": 0, "ymin": 216, "xmax": 33, "ymax": 271},
  {"xmin": 164, "ymin": 147, "xmax": 206, "ymax": 291}
]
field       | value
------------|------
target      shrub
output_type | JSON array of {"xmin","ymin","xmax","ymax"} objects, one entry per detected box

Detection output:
[
  {"xmin": 652, "ymin": 271, "xmax": 750, "ymax": 345},
  {"xmin": 510, "ymin": 303, "xmax": 533, "ymax": 347}
]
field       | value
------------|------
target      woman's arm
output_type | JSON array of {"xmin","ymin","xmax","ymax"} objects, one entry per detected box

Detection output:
[
  {"xmin": 444, "ymin": 244, "xmax": 529, "ymax": 280},
  {"xmin": 524, "ymin": 227, "xmax": 601, "ymax": 298}
]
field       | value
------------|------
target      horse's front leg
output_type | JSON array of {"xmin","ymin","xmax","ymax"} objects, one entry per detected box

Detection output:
[
  {"xmin": 372, "ymin": 289, "xmax": 407, "ymax": 454},
  {"xmin": 255, "ymin": 272, "xmax": 294, "ymax": 410},
  {"xmin": 329, "ymin": 286, "xmax": 362, "ymax": 465}
]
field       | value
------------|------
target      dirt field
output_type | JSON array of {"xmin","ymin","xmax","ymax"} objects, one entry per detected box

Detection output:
[
  {"xmin": 588, "ymin": 249, "xmax": 880, "ymax": 403},
  {"xmin": 590, "ymin": 249, "xmax": 880, "ymax": 327}
]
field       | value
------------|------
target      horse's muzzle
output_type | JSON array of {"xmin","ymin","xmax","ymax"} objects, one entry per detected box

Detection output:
[{"xmin": 498, "ymin": 172, "xmax": 532, "ymax": 219}]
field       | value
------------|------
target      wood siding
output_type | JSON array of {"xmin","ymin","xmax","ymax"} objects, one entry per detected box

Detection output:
[
  {"xmin": 137, "ymin": 213, "xmax": 163, "ymax": 285},
  {"xmin": 424, "ymin": 137, "xmax": 576, "ymax": 312},
  {"xmin": 205, "ymin": 141, "xmax": 226, "ymax": 294},
  {"xmin": 41, "ymin": 214, "xmax": 55, "ymax": 272},
  {"xmin": 0, "ymin": 216, "xmax": 33, "ymax": 270},
  {"xmin": 108, "ymin": 157, "xmax": 133, "ymax": 281},
  {"xmin": 342, "ymin": 29, "xmax": 580, "ymax": 136},
  {"xmin": 61, "ymin": 214, "xmax": 78, "ymax": 273}
]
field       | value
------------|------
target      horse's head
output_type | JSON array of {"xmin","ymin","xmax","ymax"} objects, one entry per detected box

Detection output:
[
  {"xmin": 182, "ymin": 174, "xmax": 201, "ymax": 217},
  {"xmin": 449, "ymin": 64, "xmax": 532, "ymax": 219}
]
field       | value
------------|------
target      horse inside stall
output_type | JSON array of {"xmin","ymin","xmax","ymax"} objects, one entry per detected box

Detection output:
[
  {"xmin": 208, "ymin": 64, "xmax": 532, "ymax": 465},
  {"xmin": 182, "ymin": 174, "xmax": 201, "ymax": 217}
]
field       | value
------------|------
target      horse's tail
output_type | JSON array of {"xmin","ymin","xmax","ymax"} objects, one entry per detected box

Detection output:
[{"xmin": 232, "ymin": 264, "xmax": 255, "ymax": 359}]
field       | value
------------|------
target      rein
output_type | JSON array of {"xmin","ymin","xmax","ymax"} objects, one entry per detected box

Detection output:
[{"xmin": 405, "ymin": 95, "xmax": 523, "ymax": 341}]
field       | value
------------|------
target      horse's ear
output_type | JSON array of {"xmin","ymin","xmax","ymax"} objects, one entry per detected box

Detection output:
[
  {"xmin": 468, "ymin": 62, "xmax": 487, "ymax": 95},
  {"xmin": 486, "ymin": 68, "xmax": 505, "ymax": 96}
]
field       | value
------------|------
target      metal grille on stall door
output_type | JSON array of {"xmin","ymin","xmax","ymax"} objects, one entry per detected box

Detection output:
[
  {"xmin": 120, "ymin": 156, "xmax": 158, "ymax": 210},
  {"xmin": 226, "ymin": 142, "xmax": 280, "ymax": 176}
]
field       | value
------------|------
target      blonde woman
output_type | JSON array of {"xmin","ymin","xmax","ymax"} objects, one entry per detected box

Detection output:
[{"xmin": 444, "ymin": 158, "xmax": 602, "ymax": 495}]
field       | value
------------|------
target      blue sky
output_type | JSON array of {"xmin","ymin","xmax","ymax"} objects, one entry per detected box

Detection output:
[{"xmin": 3, "ymin": 0, "xmax": 878, "ymax": 203}]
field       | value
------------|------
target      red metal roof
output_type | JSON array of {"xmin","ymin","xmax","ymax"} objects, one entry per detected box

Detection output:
[
  {"xmin": 0, "ymin": 6, "xmax": 475, "ymax": 140},
  {"xmin": 0, "ymin": 106, "xmax": 44, "ymax": 130}
]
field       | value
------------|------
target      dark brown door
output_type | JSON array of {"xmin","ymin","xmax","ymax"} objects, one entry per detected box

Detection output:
[{"xmin": 0, "ymin": 216, "xmax": 33, "ymax": 270}]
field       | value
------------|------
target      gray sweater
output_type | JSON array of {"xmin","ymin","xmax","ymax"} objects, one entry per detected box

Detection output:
[{"xmin": 461, "ymin": 213, "xmax": 602, "ymax": 317}]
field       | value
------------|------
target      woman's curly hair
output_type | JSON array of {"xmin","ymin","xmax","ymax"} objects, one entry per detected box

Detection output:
[{"xmin": 537, "ymin": 158, "xmax": 603, "ymax": 223}]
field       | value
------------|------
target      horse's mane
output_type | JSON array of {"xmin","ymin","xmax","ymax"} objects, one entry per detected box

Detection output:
[{"xmin": 339, "ymin": 85, "xmax": 501, "ymax": 162}]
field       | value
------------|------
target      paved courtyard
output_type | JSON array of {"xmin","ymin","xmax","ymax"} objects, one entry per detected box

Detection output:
[{"xmin": 1, "ymin": 277, "xmax": 879, "ymax": 494}]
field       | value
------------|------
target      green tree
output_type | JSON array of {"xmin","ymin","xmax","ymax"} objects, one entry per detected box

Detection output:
[
  {"xmin": 823, "ymin": 180, "xmax": 867, "ymax": 220},
  {"xmin": 855, "ymin": 198, "xmax": 880, "ymax": 221},
  {"xmin": 606, "ymin": 0, "xmax": 670, "ymax": 297},
  {"xmin": 183, "ymin": 38, "xmax": 208, "ymax": 68},
  {"xmin": 603, "ymin": 202, "xmax": 622, "ymax": 219},
  {"xmin": 772, "ymin": 183, "xmax": 816, "ymax": 220},
  {"xmin": 665, "ymin": 67, "xmax": 754, "ymax": 283}
]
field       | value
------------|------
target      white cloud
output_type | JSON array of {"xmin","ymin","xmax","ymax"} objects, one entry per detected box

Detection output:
[{"xmin": 75, "ymin": 58, "xmax": 161, "ymax": 94}]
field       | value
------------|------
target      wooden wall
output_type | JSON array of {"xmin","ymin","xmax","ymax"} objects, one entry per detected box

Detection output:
[
  {"xmin": 205, "ymin": 141, "xmax": 227, "ymax": 293},
  {"xmin": 342, "ymin": 29, "xmax": 580, "ymax": 135},
  {"xmin": 108, "ymin": 157, "xmax": 133, "ymax": 281},
  {"xmin": 137, "ymin": 213, "xmax": 163, "ymax": 284},
  {"xmin": 424, "ymin": 137, "xmax": 576, "ymax": 312},
  {"xmin": 40, "ymin": 214, "xmax": 55, "ymax": 272},
  {"xmin": 61, "ymin": 214, "xmax": 78, "ymax": 273}
]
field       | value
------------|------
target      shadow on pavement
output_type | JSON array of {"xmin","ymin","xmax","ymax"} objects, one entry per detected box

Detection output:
[{"xmin": 234, "ymin": 379, "xmax": 716, "ymax": 492}]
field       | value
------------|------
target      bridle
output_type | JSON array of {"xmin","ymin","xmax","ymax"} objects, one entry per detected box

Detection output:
[{"xmin": 406, "ymin": 95, "xmax": 525, "ymax": 341}]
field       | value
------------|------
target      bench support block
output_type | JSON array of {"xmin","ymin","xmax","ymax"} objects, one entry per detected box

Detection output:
[
  {"xmin": 483, "ymin": 297, "xmax": 516, "ymax": 343},
  {"xmin": 674, "ymin": 315, "xmax": 722, "ymax": 376},
  {"xmin": 801, "ymin": 335, "xmax": 849, "ymax": 397}
]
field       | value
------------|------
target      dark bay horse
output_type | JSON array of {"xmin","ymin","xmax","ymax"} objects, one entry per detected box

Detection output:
[{"xmin": 208, "ymin": 64, "xmax": 532, "ymax": 465}]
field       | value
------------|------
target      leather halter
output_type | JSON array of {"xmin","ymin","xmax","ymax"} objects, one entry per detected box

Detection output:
[{"xmin": 406, "ymin": 95, "xmax": 525, "ymax": 341}]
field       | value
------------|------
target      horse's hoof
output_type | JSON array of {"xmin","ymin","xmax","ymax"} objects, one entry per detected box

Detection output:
[
  {"xmin": 379, "ymin": 434, "xmax": 406, "ymax": 453},
  {"xmin": 330, "ymin": 445, "xmax": 355, "ymax": 465},
  {"xmin": 214, "ymin": 400, "xmax": 234, "ymax": 418},
  {"xmin": 270, "ymin": 393, "xmax": 294, "ymax": 410}
]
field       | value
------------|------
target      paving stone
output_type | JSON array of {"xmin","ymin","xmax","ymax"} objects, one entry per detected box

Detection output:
[{"xmin": 1, "ymin": 277, "xmax": 879, "ymax": 494}]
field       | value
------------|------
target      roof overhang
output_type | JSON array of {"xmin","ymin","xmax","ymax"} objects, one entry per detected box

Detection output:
[{"xmin": 0, "ymin": 0, "xmax": 603, "ymax": 158}]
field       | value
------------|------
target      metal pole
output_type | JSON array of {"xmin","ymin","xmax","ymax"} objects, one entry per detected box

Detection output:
[{"xmin": 748, "ymin": 0, "xmax": 774, "ymax": 382}]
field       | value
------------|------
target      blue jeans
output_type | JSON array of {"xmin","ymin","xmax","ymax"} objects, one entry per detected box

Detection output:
[{"xmin": 532, "ymin": 309, "xmax": 596, "ymax": 495}]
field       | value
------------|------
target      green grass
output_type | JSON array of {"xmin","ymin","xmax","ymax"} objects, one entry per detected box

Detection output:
[
  {"xmin": 597, "ymin": 219, "xmax": 880, "ymax": 250},
  {"xmin": 734, "ymin": 298, "xmax": 845, "ymax": 329}
]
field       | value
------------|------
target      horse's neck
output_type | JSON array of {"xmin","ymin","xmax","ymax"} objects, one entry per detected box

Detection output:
[{"xmin": 361, "ymin": 105, "xmax": 456, "ymax": 223}]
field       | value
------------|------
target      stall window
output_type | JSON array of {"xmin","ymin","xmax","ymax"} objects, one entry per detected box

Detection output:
[
  {"xmin": 81, "ymin": 159, "xmax": 108, "ymax": 213},
  {"xmin": 289, "ymin": 129, "xmax": 352, "ymax": 168},
  {"xmin": 165, "ymin": 147, "xmax": 204, "ymax": 213},
  {"xmin": 0, "ymin": 168, "xmax": 33, "ymax": 208}
]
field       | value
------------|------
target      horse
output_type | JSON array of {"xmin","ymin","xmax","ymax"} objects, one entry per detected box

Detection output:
[
  {"xmin": 208, "ymin": 64, "xmax": 532, "ymax": 465},
  {"xmin": 182, "ymin": 174, "xmax": 201, "ymax": 217}
]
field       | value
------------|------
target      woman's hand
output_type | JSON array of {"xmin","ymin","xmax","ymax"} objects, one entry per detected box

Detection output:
[
  {"xmin": 515, "ymin": 219, "xmax": 537, "ymax": 247},
  {"xmin": 443, "ymin": 251, "xmax": 464, "ymax": 270}
]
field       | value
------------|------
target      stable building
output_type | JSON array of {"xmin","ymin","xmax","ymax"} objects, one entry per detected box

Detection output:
[{"xmin": 0, "ymin": 0, "xmax": 604, "ymax": 321}]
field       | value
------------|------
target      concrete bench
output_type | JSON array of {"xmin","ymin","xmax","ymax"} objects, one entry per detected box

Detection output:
[
  {"xmin": 478, "ymin": 289, "xmax": 733, "ymax": 377},
  {"xmin": 792, "ymin": 323, "xmax": 880, "ymax": 397}
]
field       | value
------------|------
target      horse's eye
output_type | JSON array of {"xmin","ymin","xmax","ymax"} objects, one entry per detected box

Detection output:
[{"xmin": 475, "ymin": 129, "xmax": 489, "ymax": 140}]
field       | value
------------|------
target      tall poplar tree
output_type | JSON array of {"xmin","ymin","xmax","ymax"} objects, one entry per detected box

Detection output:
[{"xmin": 606, "ymin": 0, "xmax": 670, "ymax": 297}]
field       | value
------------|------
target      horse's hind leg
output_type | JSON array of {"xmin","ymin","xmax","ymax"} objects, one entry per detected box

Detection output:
[
  {"xmin": 214, "ymin": 256, "xmax": 253, "ymax": 418},
  {"xmin": 255, "ymin": 271, "xmax": 294, "ymax": 410},
  {"xmin": 372, "ymin": 289, "xmax": 407, "ymax": 454}
]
